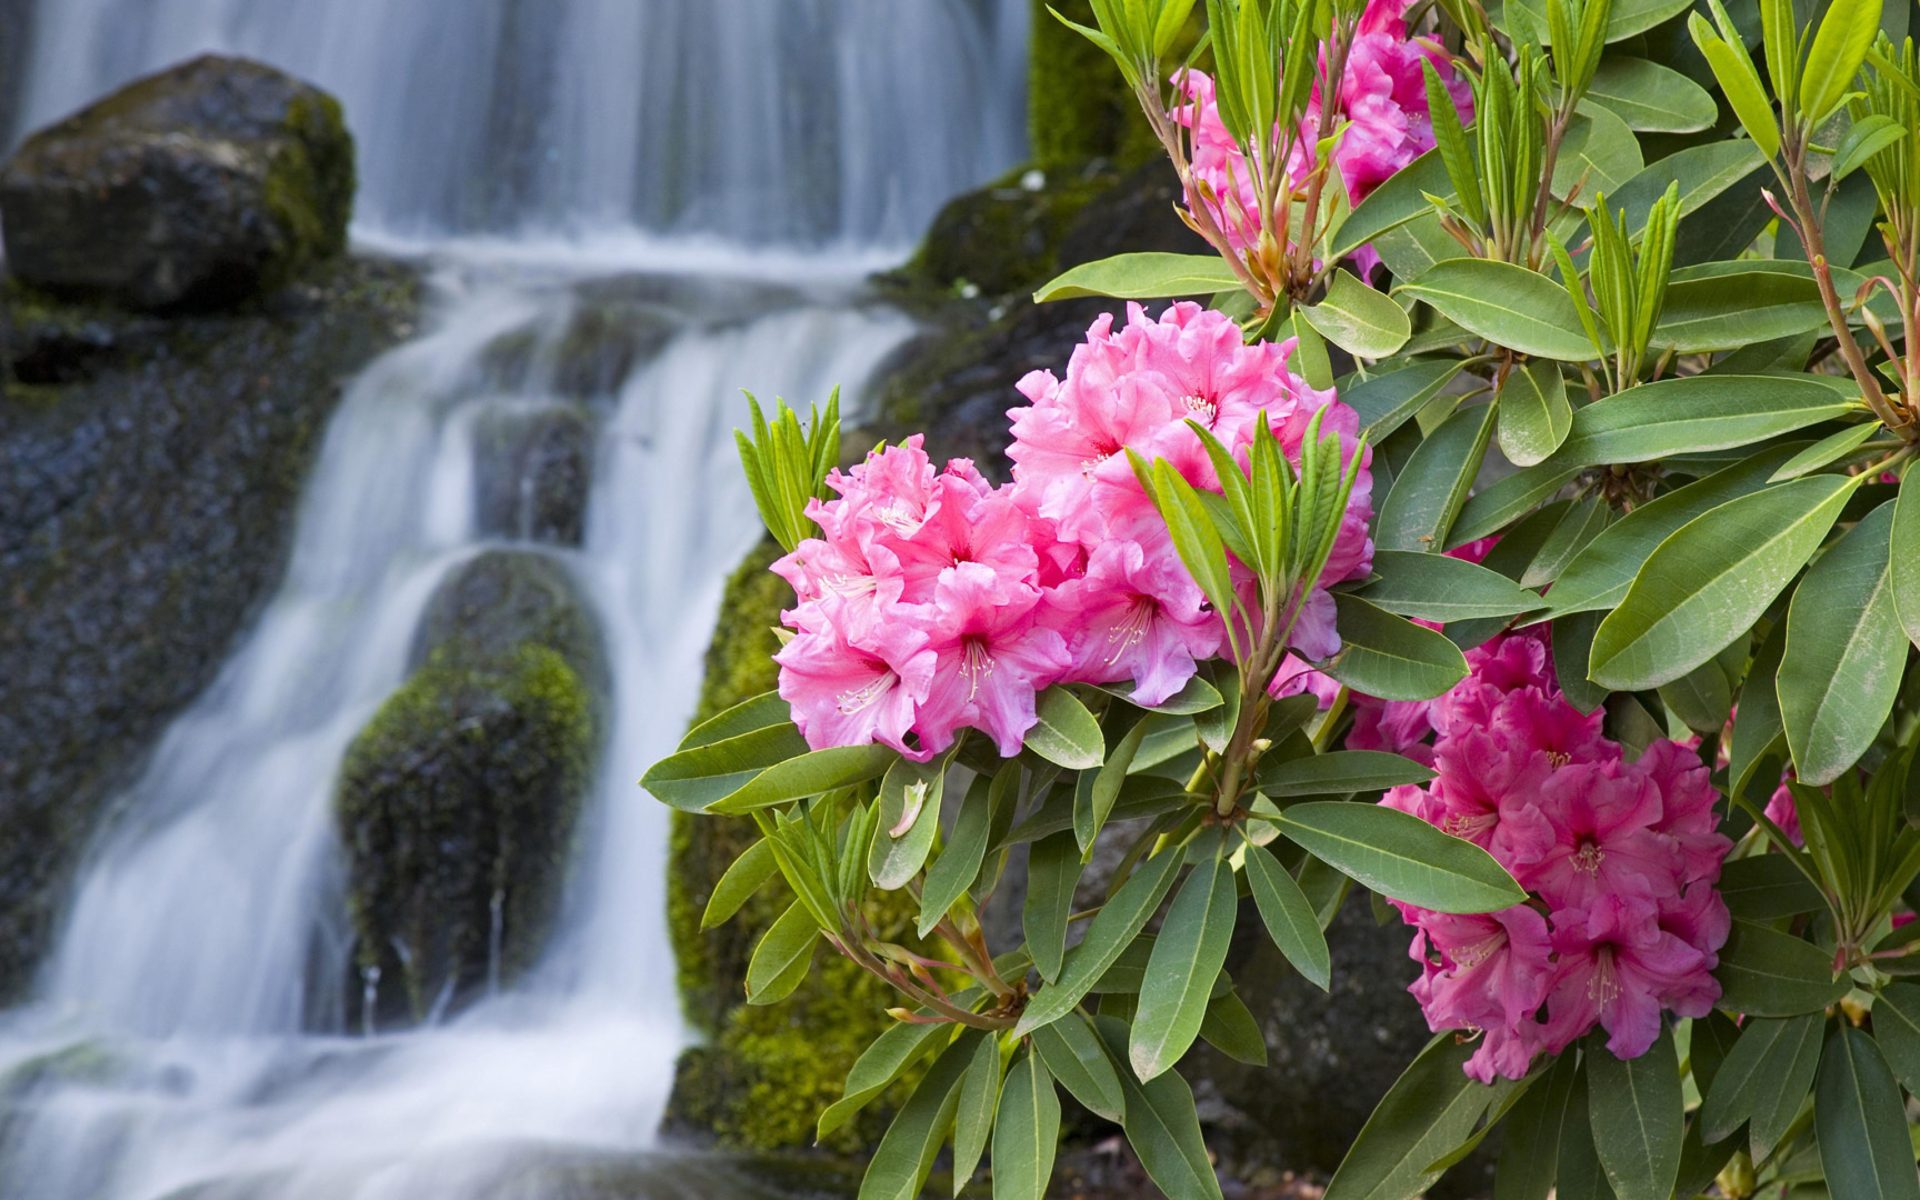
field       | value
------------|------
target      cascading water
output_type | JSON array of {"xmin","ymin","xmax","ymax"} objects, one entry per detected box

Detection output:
[
  {"xmin": 0, "ymin": 1, "xmax": 1027, "ymax": 1196},
  {"xmin": 12, "ymin": 0, "xmax": 1027, "ymax": 246}
]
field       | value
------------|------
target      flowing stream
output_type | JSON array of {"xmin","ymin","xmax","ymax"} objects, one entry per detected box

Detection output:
[{"xmin": 0, "ymin": 3, "xmax": 1026, "ymax": 1197}]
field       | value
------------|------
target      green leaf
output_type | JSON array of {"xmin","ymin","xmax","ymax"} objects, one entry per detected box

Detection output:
[
  {"xmin": 1553, "ymin": 609, "xmax": 1610, "ymax": 714},
  {"xmin": 1397, "ymin": 260, "xmax": 1598, "ymax": 360},
  {"xmin": 1520, "ymin": 495, "xmax": 1613, "ymax": 590},
  {"xmin": 991, "ymin": 1049, "xmax": 1061, "ymax": 1200},
  {"xmin": 952, "ymin": 1030, "xmax": 1003, "ymax": 1194},
  {"xmin": 708, "ymin": 743, "xmax": 897, "ymax": 814},
  {"xmin": 1277, "ymin": 801, "xmax": 1527, "ymax": 913},
  {"xmin": 1609, "ymin": 138, "xmax": 1770, "ymax": 235},
  {"xmin": 1325, "ymin": 1034, "xmax": 1515, "ymax": 1200},
  {"xmin": 1258, "ymin": 749, "xmax": 1436, "ymax": 797},
  {"xmin": 819, "ymin": 1020, "xmax": 954, "ymax": 1139},
  {"xmin": 1499, "ymin": 361, "xmax": 1574, "ymax": 468},
  {"xmin": 919, "ymin": 773, "xmax": 997, "ymax": 938},
  {"xmin": 1587, "ymin": 1027, "xmax": 1684, "ymax": 1200},
  {"xmin": 1815, "ymin": 1022, "xmax": 1920, "ymax": 1200},
  {"xmin": 1080, "ymin": 719, "xmax": 1152, "ymax": 852},
  {"xmin": 1451, "ymin": 466, "xmax": 1585, "ymax": 547},
  {"xmin": 1093, "ymin": 1016, "xmax": 1225, "ymax": 1200},
  {"xmin": 1700, "ymin": 1013, "xmax": 1785, "ymax": 1144},
  {"xmin": 1096, "ymin": 674, "xmax": 1224, "ymax": 715},
  {"xmin": 1689, "ymin": 14, "xmax": 1781, "ymax": 159},
  {"xmin": 1599, "ymin": 0, "xmax": 1695, "ymax": 39},
  {"xmin": 1549, "ymin": 442, "xmax": 1805, "ymax": 617},
  {"xmin": 1034, "ymin": 252, "xmax": 1242, "ymax": 302},
  {"xmin": 1378, "ymin": 403, "xmax": 1498, "ymax": 554},
  {"xmin": 1581, "ymin": 57, "xmax": 1718, "ymax": 131},
  {"xmin": 1495, "ymin": 1052, "xmax": 1579, "ymax": 1200},
  {"xmin": 1302, "ymin": 268, "xmax": 1413, "ymax": 358},
  {"xmin": 1033, "ymin": 1013, "xmax": 1126, "ymax": 1122},
  {"xmin": 1650, "ymin": 262, "xmax": 1831, "ymax": 352},
  {"xmin": 745, "ymin": 902, "xmax": 818, "ymax": 1005},
  {"xmin": 1770, "ymin": 422, "xmax": 1880, "ymax": 481},
  {"xmin": 870, "ymin": 755, "xmax": 948, "ymax": 890},
  {"xmin": 1557, "ymin": 1067, "xmax": 1615, "ymax": 1200},
  {"xmin": 1715, "ymin": 919, "xmax": 1851, "ymax": 1016},
  {"xmin": 642, "ymin": 723, "xmax": 811, "ymax": 811},
  {"xmin": 1589, "ymin": 475, "xmax": 1856, "ymax": 691},
  {"xmin": 1779, "ymin": 500, "xmax": 1903, "ymax": 785},
  {"xmin": 1335, "ymin": 147, "xmax": 1456, "ymax": 259},
  {"xmin": 1718, "ymin": 853, "xmax": 1827, "ymax": 919},
  {"xmin": 1356, "ymin": 549, "xmax": 1542, "ymax": 622},
  {"xmin": 1131, "ymin": 842, "xmax": 1237, "ymax": 1081},
  {"xmin": 1835, "ymin": 112, "xmax": 1906, "ymax": 180},
  {"xmin": 1133, "ymin": 454, "xmax": 1238, "ymax": 632},
  {"xmin": 1025, "ymin": 686, "xmax": 1105, "ymax": 771},
  {"xmin": 1244, "ymin": 841, "xmax": 1332, "ymax": 990},
  {"xmin": 859, "ymin": 1031, "xmax": 978, "ymax": 1200},
  {"xmin": 1893, "ymin": 476, "xmax": 1920, "ymax": 651},
  {"xmin": 1015, "ymin": 848, "xmax": 1184, "ymax": 1037},
  {"xmin": 1325, "ymin": 594, "xmax": 1472, "ymax": 701},
  {"xmin": 1345, "ymin": 359, "xmax": 1469, "ymax": 443},
  {"xmin": 1871, "ymin": 983, "xmax": 1920, "ymax": 1095},
  {"xmin": 678, "ymin": 690, "xmax": 792, "ymax": 751},
  {"xmin": 1025, "ymin": 831, "xmax": 1085, "ymax": 983},
  {"xmin": 1748, "ymin": 1011, "xmax": 1824, "ymax": 1159},
  {"xmin": 702, "ymin": 837, "xmax": 779, "ymax": 930},
  {"xmin": 1551, "ymin": 105, "xmax": 1646, "ymax": 199},
  {"xmin": 1198, "ymin": 990, "xmax": 1269, "ymax": 1064},
  {"xmin": 1801, "ymin": 0, "xmax": 1885, "ymax": 123},
  {"xmin": 1546, "ymin": 374, "xmax": 1856, "ymax": 469}
]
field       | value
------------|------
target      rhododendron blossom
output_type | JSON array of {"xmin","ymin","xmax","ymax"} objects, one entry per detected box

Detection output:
[
  {"xmin": 771, "ymin": 303, "xmax": 1373, "ymax": 761},
  {"xmin": 1172, "ymin": 0, "xmax": 1470, "ymax": 267},
  {"xmin": 1381, "ymin": 631, "xmax": 1732, "ymax": 1080}
]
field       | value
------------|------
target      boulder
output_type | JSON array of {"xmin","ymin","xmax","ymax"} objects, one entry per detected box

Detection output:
[
  {"xmin": 0, "ymin": 256, "xmax": 422, "ymax": 1003},
  {"xmin": 336, "ymin": 550, "xmax": 603, "ymax": 1026},
  {"xmin": 0, "ymin": 55, "xmax": 354, "ymax": 311},
  {"xmin": 470, "ymin": 405, "xmax": 596, "ymax": 546}
]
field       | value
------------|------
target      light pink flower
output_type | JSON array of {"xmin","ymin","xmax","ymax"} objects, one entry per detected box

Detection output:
[
  {"xmin": 1053, "ymin": 536, "xmax": 1224, "ymax": 706},
  {"xmin": 776, "ymin": 597, "xmax": 937, "ymax": 760},
  {"xmin": 909, "ymin": 563, "xmax": 1072, "ymax": 758}
]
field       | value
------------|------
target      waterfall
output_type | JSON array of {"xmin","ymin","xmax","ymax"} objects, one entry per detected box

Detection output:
[
  {"xmin": 0, "ymin": 2, "xmax": 1028, "ymax": 1196},
  {"xmin": 12, "ymin": 0, "xmax": 1028, "ymax": 246}
]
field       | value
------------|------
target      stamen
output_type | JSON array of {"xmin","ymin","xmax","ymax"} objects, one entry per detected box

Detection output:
[
  {"xmin": 1441, "ymin": 810, "xmax": 1497, "ymax": 840},
  {"xmin": 960, "ymin": 637, "xmax": 996, "ymax": 700},
  {"xmin": 1104, "ymin": 598, "xmax": 1156, "ymax": 665},
  {"xmin": 1587, "ymin": 948, "xmax": 1620, "ymax": 1006},
  {"xmin": 1453, "ymin": 930, "xmax": 1508, "ymax": 970},
  {"xmin": 836, "ymin": 671, "xmax": 895, "ymax": 715},
  {"xmin": 1572, "ymin": 841, "xmax": 1605, "ymax": 875},
  {"xmin": 822, "ymin": 572, "xmax": 876, "ymax": 599},
  {"xmin": 1182, "ymin": 393, "xmax": 1218, "ymax": 425}
]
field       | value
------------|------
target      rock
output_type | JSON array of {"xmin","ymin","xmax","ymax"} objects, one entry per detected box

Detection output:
[
  {"xmin": 873, "ymin": 160, "xmax": 1208, "ymax": 474},
  {"xmin": 907, "ymin": 161, "xmax": 1120, "ymax": 298},
  {"xmin": 1189, "ymin": 894, "xmax": 1489, "ymax": 1192},
  {"xmin": 469, "ymin": 404, "xmax": 595, "ymax": 546},
  {"xmin": 336, "ymin": 549, "xmax": 603, "ymax": 1026},
  {"xmin": 0, "ymin": 55, "xmax": 355, "ymax": 311},
  {"xmin": 0, "ymin": 256, "xmax": 423, "ymax": 1003},
  {"xmin": 0, "ymin": 0, "xmax": 34, "ymax": 149}
]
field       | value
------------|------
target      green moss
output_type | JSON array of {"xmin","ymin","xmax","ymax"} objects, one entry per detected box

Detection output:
[
  {"xmin": 337, "ymin": 639, "xmax": 596, "ymax": 1018},
  {"xmin": 1029, "ymin": 0, "xmax": 1167, "ymax": 165},
  {"xmin": 903, "ymin": 161, "xmax": 1119, "ymax": 298}
]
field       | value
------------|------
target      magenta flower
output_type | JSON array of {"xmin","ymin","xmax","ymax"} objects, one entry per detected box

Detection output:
[
  {"xmin": 1543, "ymin": 895, "xmax": 1708, "ymax": 1059},
  {"xmin": 1526, "ymin": 763, "xmax": 1672, "ymax": 910},
  {"xmin": 1406, "ymin": 905, "xmax": 1554, "ymax": 1084}
]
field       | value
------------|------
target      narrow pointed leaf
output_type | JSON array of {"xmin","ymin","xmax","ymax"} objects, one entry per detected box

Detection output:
[
  {"xmin": 1815, "ymin": 1023, "xmax": 1920, "ymax": 1200},
  {"xmin": 1244, "ymin": 842, "xmax": 1332, "ymax": 989},
  {"xmin": 1587, "ymin": 1027, "xmax": 1684, "ymax": 1200},
  {"xmin": 1094, "ymin": 1017, "xmax": 1225, "ymax": 1200},
  {"xmin": 1325, "ymin": 1034, "xmax": 1515, "ymax": 1200},
  {"xmin": 1376, "ymin": 403, "xmax": 1498, "ymax": 552},
  {"xmin": 1033, "ymin": 1013, "xmax": 1126, "ymax": 1122},
  {"xmin": 1131, "ymin": 847, "xmax": 1238, "ymax": 1081},
  {"xmin": 1025, "ymin": 831, "xmax": 1085, "ymax": 983},
  {"xmin": 1277, "ymin": 801, "xmax": 1527, "ymax": 912},
  {"xmin": 1034, "ymin": 252, "xmax": 1241, "ymax": 302},
  {"xmin": 1714, "ymin": 919, "xmax": 1850, "ymax": 1015},
  {"xmin": 991, "ymin": 1049, "xmax": 1061, "ymax": 1200},
  {"xmin": 702, "ymin": 837, "xmax": 780, "ymax": 930},
  {"xmin": 858, "ymin": 1032, "xmax": 980, "ymax": 1200},
  {"xmin": 1016, "ymin": 849, "xmax": 1184, "ymax": 1036},
  {"xmin": 745, "ymin": 902, "xmax": 818, "ymax": 1005},
  {"xmin": 1356, "ymin": 549, "xmax": 1542, "ymax": 622}
]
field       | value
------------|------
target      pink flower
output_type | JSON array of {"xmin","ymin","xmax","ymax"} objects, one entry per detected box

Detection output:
[
  {"xmin": 908, "ymin": 563, "xmax": 1072, "ymax": 758},
  {"xmin": 776, "ymin": 597, "xmax": 937, "ymax": 760},
  {"xmin": 1170, "ymin": 0, "xmax": 1469, "ymax": 268},
  {"xmin": 891, "ymin": 467, "xmax": 1043, "ymax": 600},
  {"xmin": 1543, "ymin": 895, "xmax": 1708, "ymax": 1059},
  {"xmin": 1636, "ymin": 739, "xmax": 1733, "ymax": 884},
  {"xmin": 1525, "ymin": 763, "xmax": 1673, "ymax": 910},
  {"xmin": 1765, "ymin": 779, "xmax": 1803, "ymax": 845},
  {"xmin": 1052, "ymin": 536, "xmax": 1224, "ymax": 706}
]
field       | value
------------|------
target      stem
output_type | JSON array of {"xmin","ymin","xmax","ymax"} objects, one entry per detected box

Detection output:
[
  {"xmin": 936, "ymin": 917, "xmax": 1014, "ymax": 1000},
  {"xmin": 1783, "ymin": 144, "xmax": 1912, "ymax": 436}
]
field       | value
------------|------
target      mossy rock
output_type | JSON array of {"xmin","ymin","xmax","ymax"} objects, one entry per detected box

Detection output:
[
  {"xmin": 905, "ymin": 161, "xmax": 1119, "ymax": 299},
  {"xmin": 468, "ymin": 403, "xmax": 596, "ymax": 547},
  {"xmin": 0, "ymin": 54, "xmax": 355, "ymax": 311},
  {"xmin": 1028, "ymin": 0, "xmax": 1191, "ymax": 166},
  {"xmin": 0, "ymin": 255, "xmax": 422, "ymax": 1004},
  {"xmin": 335, "ymin": 550, "xmax": 603, "ymax": 1026}
]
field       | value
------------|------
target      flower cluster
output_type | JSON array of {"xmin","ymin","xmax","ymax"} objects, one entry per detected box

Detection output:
[
  {"xmin": 1380, "ymin": 632, "xmax": 1733, "ymax": 1081},
  {"xmin": 1172, "ymin": 0, "xmax": 1469, "ymax": 267},
  {"xmin": 772, "ymin": 302, "xmax": 1373, "ymax": 762}
]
